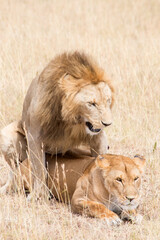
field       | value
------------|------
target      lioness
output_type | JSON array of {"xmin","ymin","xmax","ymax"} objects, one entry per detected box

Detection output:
[
  {"xmin": 0, "ymin": 122, "xmax": 145, "ymax": 225},
  {"xmin": 21, "ymin": 52, "xmax": 114, "ymax": 198},
  {"xmin": 20, "ymin": 152, "xmax": 145, "ymax": 226}
]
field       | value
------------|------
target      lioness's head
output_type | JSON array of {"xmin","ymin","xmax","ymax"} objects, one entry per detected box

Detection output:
[
  {"xmin": 59, "ymin": 52, "xmax": 114, "ymax": 135},
  {"xmin": 96, "ymin": 154, "xmax": 145, "ymax": 212}
]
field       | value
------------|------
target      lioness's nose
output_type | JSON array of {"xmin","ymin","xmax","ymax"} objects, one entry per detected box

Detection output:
[
  {"xmin": 101, "ymin": 121, "xmax": 112, "ymax": 127},
  {"xmin": 126, "ymin": 196, "xmax": 135, "ymax": 202}
]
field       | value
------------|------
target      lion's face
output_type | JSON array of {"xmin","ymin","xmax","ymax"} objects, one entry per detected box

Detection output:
[
  {"xmin": 61, "ymin": 80, "xmax": 113, "ymax": 136},
  {"xmin": 96, "ymin": 155, "xmax": 145, "ymax": 212}
]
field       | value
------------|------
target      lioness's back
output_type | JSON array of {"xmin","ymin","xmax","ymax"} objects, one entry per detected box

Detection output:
[{"xmin": 46, "ymin": 153, "xmax": 94, "ymax": 201}]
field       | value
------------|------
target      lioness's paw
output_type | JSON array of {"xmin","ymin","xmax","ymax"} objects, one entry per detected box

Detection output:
[
  {"xmin": 121, "ymin": 211, "xmax": 143, "ymax": 224},
  {"xmin": 104, "ymin": 214, "xmax": 122, "ymax": 226},
  {"xmin": 131, "ymin": 214, "xmax": 143, "ymax": 224}
]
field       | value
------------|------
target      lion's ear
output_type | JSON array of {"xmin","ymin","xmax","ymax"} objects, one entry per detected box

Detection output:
[
  {"xmin": 134, "ymin": 155, "xmax": 146, "ymax": 173},
  {"xmin": 59, "ymin": 74, "xmax": 75, "ymax": 95},
  {"xmin": 95, "ymin": 155, "xmax": 110, "ymax": 169},
  {"xmin": 59, "ymin": 73, "xmax": 77, "ymax": 92}
]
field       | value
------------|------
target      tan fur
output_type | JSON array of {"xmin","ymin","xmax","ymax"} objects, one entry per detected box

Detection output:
[
  {"xmin": 0, "ymin": 122, "xmax": 145, "ymax": 225},
  {"xmin": 21, "ymin": 52, "xmax": 114, "ymax": 198},
  {"xmin": 20, "ymin": 153, "xmax": 145, "ymax": 226}
]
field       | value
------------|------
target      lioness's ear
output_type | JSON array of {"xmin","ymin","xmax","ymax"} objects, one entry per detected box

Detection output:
[
  {"xmin": 134, "ymin": 155, "xmax": 146, "ymax": 173},
  {"xmin": 95, "ymin": 155, "xmax": 110, "ymax": 169}
]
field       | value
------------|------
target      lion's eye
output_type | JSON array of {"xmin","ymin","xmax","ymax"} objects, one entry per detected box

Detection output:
[
  {"xmin": 116, "ymin": 177, "xmax": 122, "ymax": 183},
  {"xmin": 134, "ymin": 177, "xmax": 139, "ymax": 181}
]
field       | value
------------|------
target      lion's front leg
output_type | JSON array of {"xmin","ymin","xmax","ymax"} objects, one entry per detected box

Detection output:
[
  {"xmin": 26, "ymin": 129, "xmax": 48, "ymax": 201},
  {"xmin": 90, "ymin": 130, "xmax": 109, "ymax": 157}
]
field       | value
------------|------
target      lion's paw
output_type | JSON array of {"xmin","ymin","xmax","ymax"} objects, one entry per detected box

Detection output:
[{"xmin": 104, "ymin": 214, "xmax": 122, "ymax": 226}]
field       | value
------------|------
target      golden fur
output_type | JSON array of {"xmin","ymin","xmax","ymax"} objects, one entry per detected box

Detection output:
[
  {"xmin": 0, "ymin": 121, "xmax": 145, "ymax": 225},
  {"xmin": 20, "ymin": 152, "xmax": 145, "ymax": 226},
  {"xmin": 21, "ymin": 52, "xmax": 114, "ymax": 197},
  {"xmin": 35, "ymin": 52, "xmax": 114, "ymax": 144},
  {"xmin": 22, "ymin": 52, "xmax": 114, "ymax": 152}
]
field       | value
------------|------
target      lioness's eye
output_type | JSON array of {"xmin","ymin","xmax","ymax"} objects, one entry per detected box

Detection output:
[
  {"xmin": 116, "ymin": 177, "xmax": 122, "ymax": 183},
  {"xmin": 88, "ymin": 102, "xmax": 97, "ymax": 107},
  {"xmin": 134, "ymin": 177, "xmax": 139, "ymax": 181}
]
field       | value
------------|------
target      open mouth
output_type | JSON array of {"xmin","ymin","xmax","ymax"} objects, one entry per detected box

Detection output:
[{"xmin": 85, "ymin": 122, "xmax": 101, "ymax": 133}]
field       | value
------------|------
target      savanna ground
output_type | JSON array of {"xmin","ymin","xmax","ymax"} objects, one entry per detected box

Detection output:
[{"xmin": 0, "ymin": 0, "xmax": 160, "ymax": 239}]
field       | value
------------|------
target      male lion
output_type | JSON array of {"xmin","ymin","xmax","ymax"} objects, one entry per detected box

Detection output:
[
  {"xmin": 21, "ymin": 52, "xmax": 114, "ymax": 198},
  {"xmin": 20, "ymin": 152, "xmax": 145, "ymax": 226}
]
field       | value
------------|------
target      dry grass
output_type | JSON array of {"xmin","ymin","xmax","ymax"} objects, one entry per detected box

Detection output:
[{"xmin": 0, "ymin": 0, "xmax": 160, "ymax": 239}]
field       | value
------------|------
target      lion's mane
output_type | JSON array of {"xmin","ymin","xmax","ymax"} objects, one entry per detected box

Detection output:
[{"xmin": 35, "ymin": 52, "xmax": 114, "ymax": 146}]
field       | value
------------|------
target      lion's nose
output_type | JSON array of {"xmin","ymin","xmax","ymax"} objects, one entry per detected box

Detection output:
[
  {"xmin": 126, "ymin": 196, "xmax": 135, "ymax": 202},
  {"xmin": 101, "ymin": 121, "xmax": 112, "ymax": 127}
]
